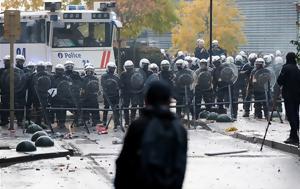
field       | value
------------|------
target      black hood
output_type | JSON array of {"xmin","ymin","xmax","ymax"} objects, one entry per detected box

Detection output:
[{"xmin": 141, "ymin": 106, "xmax": 176, "ymax": 120}]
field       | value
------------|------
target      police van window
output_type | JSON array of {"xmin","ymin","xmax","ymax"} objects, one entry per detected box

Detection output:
[
  {"xmin": 52, "ymin": 22, "xmax": 112, "ymax": 48},
  {"xmin": 0, "ymin": 20, "xmax": 45, "ymax": 44}
]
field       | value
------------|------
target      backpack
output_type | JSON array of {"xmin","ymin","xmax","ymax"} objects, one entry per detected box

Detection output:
[{"xmin": 139, "ymin": 117, "xmax": 186, "ymax": 188}]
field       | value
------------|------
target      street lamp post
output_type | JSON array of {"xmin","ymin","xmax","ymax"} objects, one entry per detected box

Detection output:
[{"xmin": 209, "ymin": 0, "xmax": 213, "ymax": 66}]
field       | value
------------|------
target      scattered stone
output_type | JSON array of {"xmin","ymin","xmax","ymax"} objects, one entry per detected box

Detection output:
[
  {"xmin": 31, "ymin": 131, "xmax": 48, "ymax": 142},
  {"xmin": 80, "ymin": 158, "xmax": 83, "ymax": 160},
  {"xmin": 36, "ymin": 168, "xmax": 40, "ymax": 171},
  {"xmin": 225, "ymin": 127, "xmax": 238, "ymax": 132},
  {"xmin": 66, "ymin": 155, "xmax": 70, "ymax": 160},
  {"xmin": 16, "ymin": 140, "xmax": 36, "ymax": 152},
  {"xmin": 35, "ymin": 136, "xmax": 54, "ymax": 147}
]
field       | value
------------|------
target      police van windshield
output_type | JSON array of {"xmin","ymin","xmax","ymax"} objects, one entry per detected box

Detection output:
[
  {"xmin": 52, "ymin": 22, "xmax": 112, "ymax": 48},
  {"xmin": 0, "ymin": 20, "xmax": 45, "ymax": 44}
]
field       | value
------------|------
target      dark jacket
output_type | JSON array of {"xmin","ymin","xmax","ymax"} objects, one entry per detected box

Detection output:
[
  {"xmin": 114, "ymin": 107, "xmax": 187, "ymax": 189},
  {"xmin": 194, "ymin": 47, "xmax": 209, "ymax": 60},
  {"xmin": 277, "ymin": 63, "xmax": 300, "ymax": 100}
]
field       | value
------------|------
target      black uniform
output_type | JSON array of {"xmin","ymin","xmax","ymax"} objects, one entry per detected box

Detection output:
[
  {"xmin": 0, "ymin": 67, "xmax": 27, "ymax": 125},
  {"xmin": 120, "ymin": 70, "xmax": 134, "ymax": 125},
  {"xmin": 101, "ymin": 71, "xmax": 121, "ymax": 127},
  {"xmin": 130, "ymin": 68, "xmax": 149, "ymax": 121},
  {"xmin": 159, "ymin": 70, "xmax": 175, "ymax": 95},
  {"xmin": 212, "ymin": 64, "xmax": 228, "ymax": 113},
  {"xmin": 194, "ymin": 67, "xmax": 213, "ymax": 118},
  {"xmin": 49, "ymin": 73, "xmax": 71, "ymax": 127},
  {"xmin": 194, "ymin": 47, "xmax": 209, "ymax": 60},
  {"xmin": 247, "ymin": 68, "xmax": 269, "ymax": 119},
  {"xmin": 27, "ymin": 70, "xmax": 51, "ymax": 125},
  {"xmin": 65, "ymin": 70, "xmax": 83, "ymax": 125},
  {"xmin": 211, "ymin": 46, "xmax": 226, "ymax": 56},
  {"xmin": 232, "ymin": 61, "xmax": 245, "ymax": 118},
  {"xmin": 81, "ymin": 74, "xmax": 101, "ymax": 126},
  {"xmin": 277, "ymin": 57, "xmax": 300, "ymax": 142},
  {"xmin": 241, "ymin": 62, "xmax": 254, "ymax": 114},
  {"xmin": 174, "ymin": 68, "xmax": 194, "ymax": 117}
]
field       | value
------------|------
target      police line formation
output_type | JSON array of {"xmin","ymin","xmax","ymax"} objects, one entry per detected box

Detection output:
[{"xmin": 0, "ymin": 39, "xmax": 285, "ymax": 132}]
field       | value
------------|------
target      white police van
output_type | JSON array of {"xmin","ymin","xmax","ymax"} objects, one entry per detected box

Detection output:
[{"xmin": 0, "ymin": 1, "xmax": 122, "ymax": 72}]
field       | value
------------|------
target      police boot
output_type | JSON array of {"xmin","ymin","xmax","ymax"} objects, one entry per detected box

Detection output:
[{"xmin": 242, "ymin": 111, "xmax": 250, "ymax": 117}]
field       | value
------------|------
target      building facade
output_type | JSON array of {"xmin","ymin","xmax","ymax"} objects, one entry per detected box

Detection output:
[{"xmin": 139, "ymin": 0, "xmax": 299, "ymax": 54}]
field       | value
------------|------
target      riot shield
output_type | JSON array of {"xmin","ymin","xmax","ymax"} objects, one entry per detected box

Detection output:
[
  {"xmin": 253, "ymin": 68, "xmax": 276, "ymax": 92},
  {"xmin": 219, "ymin": 63, "xmax": 238, "ymax": 85},
  {"xmin": 130, "ymin": 69, "xmax": 146, "ymax": 94},
  {"xmin": 102, "ymin": 77, "xmax": 119, "ymax": 97},
  {"xmin": 176, "ymin": 70, "xmax": 194, "ymax": 86},
  {"xmin": 86, "ymin": 79, "xmax": 100, "ymax": 95},
  {"xmin": 195, "ymin": 70, "xmax": 212, "ymax": 90}
]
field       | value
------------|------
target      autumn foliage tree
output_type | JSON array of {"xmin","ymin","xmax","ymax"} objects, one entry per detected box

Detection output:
[
  {"xmin": 1, "ymin": 0, "xmax": 43, "ymax": 10},
  {"xmin": 86, "ymin": 0, "xmax": 178, "ymax": 39},
  {"xmin": 172, "ymin": 0, "xmax": 246, "ymax": 55}
]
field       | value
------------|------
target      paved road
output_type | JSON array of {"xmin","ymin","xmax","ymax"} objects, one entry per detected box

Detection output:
[{"xmin": 1, "ymin": 128, "xmax": 299, "ymax": 189}]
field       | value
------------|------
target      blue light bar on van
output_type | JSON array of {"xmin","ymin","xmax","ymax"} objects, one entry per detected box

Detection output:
[
  {"xmin": 92, "ymin": 13, "xmax": 110, "ymax": 19},
  {"xmin": 63, "ymin": 13, "xmax": 82, "ymax": 19},
  {"xmin": 66, "ymin": 5, "xmax": 86, "ymax": 10}
]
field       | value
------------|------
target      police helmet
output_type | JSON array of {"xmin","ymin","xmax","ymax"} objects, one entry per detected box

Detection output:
[
  {"xmin": 85, "ymin": 65, "xmax": 95, "ymax": 72},
  {"xmin": 226, "ymin": 56, "xmax": 234, "ymax": 64},
  {"xmin": 199, "ymin": 59, "xmax": 208, "ymax": 66},
  {"xmin": 275, "ymin": 50, "xmax": 282, "ymax": 57},
  {"xmin": 149, "ymin": 63, "xmax": 159, "ymax": 72},
  {"xmin": 64, "ymin": 60, "xmax": 74, "ymax": 66},
  {"xmin": 197, "ymin": 38, "xmax": 205, "ymax": 45},
  {"xmin": 255, "ymin": 58, "xmax": 265, "ymax": 66},
  {"xmin": 212, "ymin": 55, "xmax": 221, "ymax": 62},
  {"xmin": 139, "ymin": 58, "xmax": 150, "ymax": 68},
  {"xmin": 248, "ymin": 53, "xmax": 258, "ymax": 60},
  {"xmin": 175, "ymin": 59, "xmax": 184, "ymax": 69},
  {"xmin": 36, "ymin": 61, "xmax": 45, "ymax": 67},
  {"xmin": 16, "ymin": 54, "xmax": 25, "ymax": 61},
  {"xmin": 26, "ymin": 61, "xmax": 36, "ymax": 67},
  {"xmin": 212, "ymin": 40, "xmax": 219, "ymax": 46},
  {"xmin": 45, "ymin": 61, "xmax": 53, "ymax": 66},
  {"xmin": 239, "ymin": 51, "xmax": 247, "ymax": 58},
  {"xmin": 263, "ymin": 55, "xmax": 272, "ymax": 64},
  {"xmin": 3, "ymin": 55, "xmax": 10, "ymax": 60},
  {"xmin": 177, "ymin": 51, "xmax": 184, "ymax": 57},
  {"xmin": 124, "ymin": 60, "xmax": 134, "ymax": 70},
  {"xmin": 55, "ymin": 64, "xmax": 65, "ymax": 70},
  {"xmin": 235, "ymin": 55, "xmax": 243, "ymax": 62},
  {"xmin": 185, "ymin": 56, "xmax": 192, "ymax": 62}
]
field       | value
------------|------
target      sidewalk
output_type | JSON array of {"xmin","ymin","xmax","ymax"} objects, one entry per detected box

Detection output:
[{"xmin": 202, "ymin": 116, "xmax": 300, "ymax": 156}]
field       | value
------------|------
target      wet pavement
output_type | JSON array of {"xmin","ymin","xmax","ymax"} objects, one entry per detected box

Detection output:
[{"xmin": 1, "ymin": 123, "xmax": 300, "ymax": 189}]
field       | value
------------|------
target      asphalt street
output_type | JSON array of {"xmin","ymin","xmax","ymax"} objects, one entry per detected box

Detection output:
[{"xmin": 1, "ymin": 127, "xmax": 300, "ymax": 189}]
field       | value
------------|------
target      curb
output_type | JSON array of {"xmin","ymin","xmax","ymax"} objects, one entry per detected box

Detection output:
[{"xmin": 184, "ymin": 119, "xmax": 300, "ymax": 156}]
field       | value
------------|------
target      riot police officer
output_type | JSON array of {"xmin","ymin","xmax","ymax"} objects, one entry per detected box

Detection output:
[
  {"xmin": 101, "ymin": 62, "xmax": 121, "ymax": 131},
  {"xmin": 27, "ymin": 61, "xmax": 51, "ymax": 125},
  {"xmin": 25, "ymin": 61, "xmax": 36, "ymax": 73},
  {"xmin": 174, "ymin": 59, "xmax": 194, "ymax": 117},
  {"xmin": 81, "ymin": 65, "xmax": 101, "ymax": 127},
  {"xmin": 194, "ymin": 59, "xmax": 213, "ymax": 118},
  {"xmin": 64, "ymin": 60, "xmax": 83, "ymax": 126},
  {"xmin": 241, "ymin": 53, "xmax": 257, "ymax": 117},
  {"xmin": 45, "ymin": 61, "xmax": 54, "ymax": 74},
  {"xmin": 264, "ymin": 55, "xmax": 273, "ymax": 68},
  {"xmin": 49, "ymin": 64, "xmax": 70, "ymax": 128},
  {"xmin": 159, "ymin": 60, "xmax": 174, "ymax": 93},
  {"xmin": 232, "ymin": 55, "xmax": 245, "ymax": 118},
  {"xmin": 211, "ymin": 40, "xmax": 226, "ymax": 56},
  {"xmin": 120, "ymin": 60, "xmax": 135, "ymax": 127},
  {"xmin": 15, "ymin": 55, "xmax": 28, "ymax": 72},
  {"xmin": 129, "ymin": 58, "xmax": 150, "ymax": 121},
  {"xmin": 212, "ymin": 56, "xmax": 227, "ymax": 114},
  {"xmin": 0, "ymin": 55, "xmax": 27, "ymax": 127},
  {"xmin": 247, "ymin": 58, "xmax": 269, "ymax": 119},
  {"xmin": 194, "ymin": 39, "xmax": 209, "ymax": 60}
]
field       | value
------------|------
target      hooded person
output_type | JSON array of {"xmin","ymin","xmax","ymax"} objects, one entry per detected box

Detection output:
[
  {"xmin": 277, "ymin": 52, "xmax": 300, "ymax": 145},
  {"xmin": 115, "ymin": 80, "xmax": 187, "ymax": 189}
]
